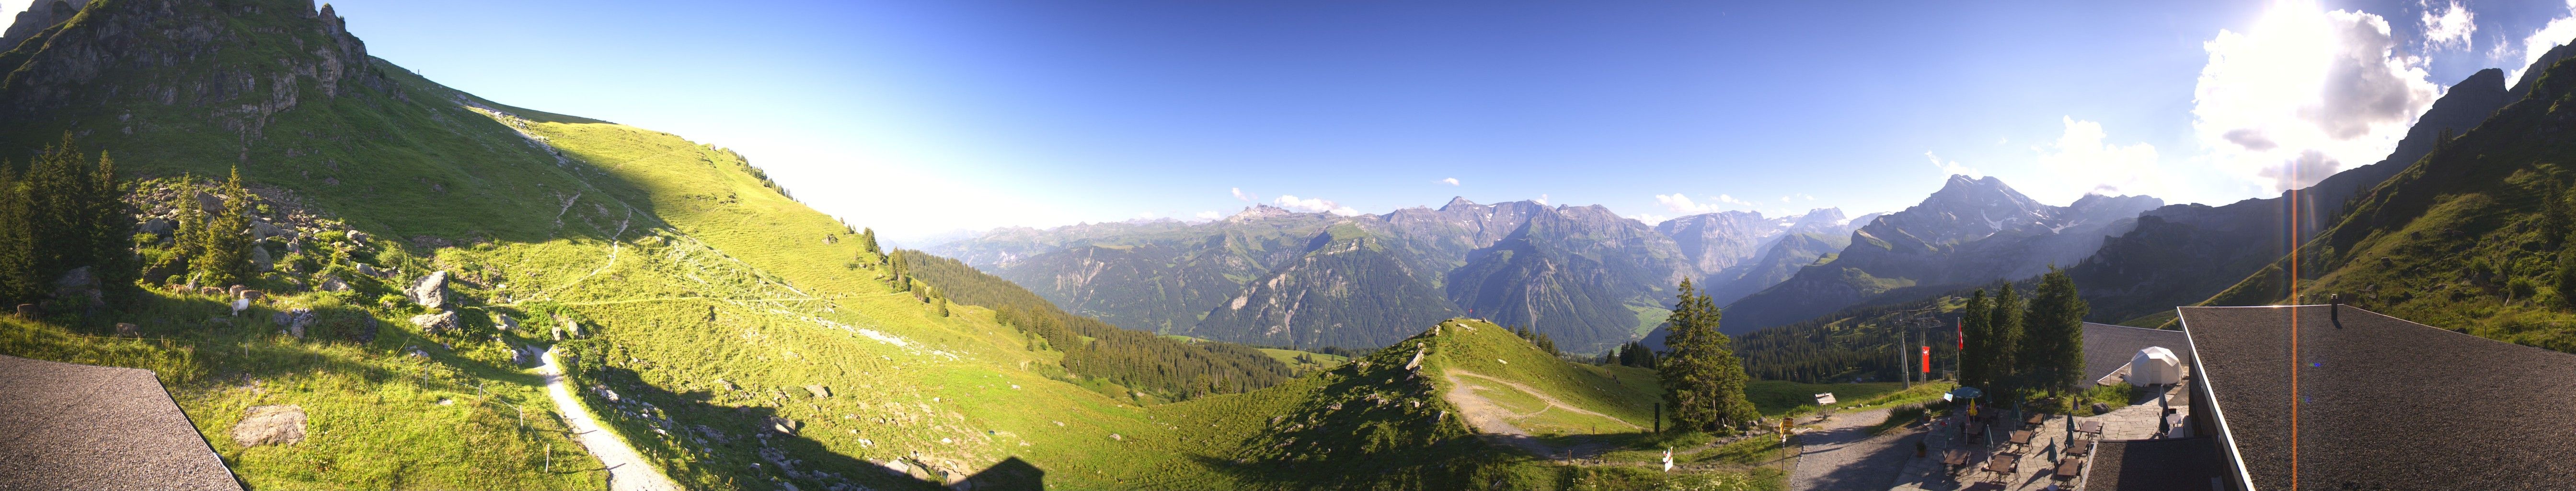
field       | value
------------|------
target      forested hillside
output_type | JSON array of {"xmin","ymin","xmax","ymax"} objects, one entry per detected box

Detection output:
[{"xmin": 896, "ymin": 250, "xmax": 1296, "ymax": 399}]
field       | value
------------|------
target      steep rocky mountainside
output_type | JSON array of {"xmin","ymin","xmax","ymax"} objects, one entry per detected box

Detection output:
[
  {"xmin": 2071, "ymin": 68, "xmax": 2513, "ymax": 325},
  {"xmin": 1716, "ymin": 176, "xmax": 2161, "ymax": 332},
  {"xmin": 936, "ymin": 198, "xmax": 1701, "ymax": 353}
]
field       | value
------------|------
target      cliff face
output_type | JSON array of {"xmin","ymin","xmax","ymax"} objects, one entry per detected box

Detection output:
[
  {"xmin": 0, "ymin": 0, "xmax": 87, "ymax": 53},
  {"xmin": 0, "ymin": 0, "xmax": 388, "ymax": 151}
]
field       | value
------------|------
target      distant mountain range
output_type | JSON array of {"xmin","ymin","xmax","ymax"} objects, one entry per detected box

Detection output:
[{"xmin": 934, "ymin": 198, "xmax": 1861, "ymax": 353}]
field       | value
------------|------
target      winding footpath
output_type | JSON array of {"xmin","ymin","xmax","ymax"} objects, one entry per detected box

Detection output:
[
  {"xmin": 540, "ymin": 347, "xmax": 682, "ymax": 491},
  {"xmin": 1440, "ymin": 370, "xmax": 1641, "ymax": 458}
]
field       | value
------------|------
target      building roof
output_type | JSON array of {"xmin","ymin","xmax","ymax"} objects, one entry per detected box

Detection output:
[
  {"xmin": 2084, "ymin": 437, "xmax": 2230, "ymax": 491},
  {"xmin": 2177, "ymin": 305, "xmax": 2576, "ymax": 491},
  {"xmin": 2081, "ymin": 322, "xmax": 2193, "ymax": 384},
  {"xmin": 0, "ymin": 355, "xmax": 240, "ymax": 491}
]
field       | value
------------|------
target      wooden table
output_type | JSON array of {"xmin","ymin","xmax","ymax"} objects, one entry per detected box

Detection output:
[
  {"xmin": 2068, "ymin": 437, "xmax": 2093, "ymax": 457},
  {"xmin": 1982, "ymin": 454, "xmax": 2020, "ymax": 481},
  {"xmin": 2077, "ymin": 420, "xmax": 2104, "ymax": 436},
  {"xmin": 2024, "ymin": 413, "xmax": 2047, "ymax": 427},
  {"xmin": 2054, "ymin": 456, "xmax": 2084, "ymax": 480}
]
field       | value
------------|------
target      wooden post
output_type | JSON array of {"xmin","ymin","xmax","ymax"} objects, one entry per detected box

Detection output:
[{"xmin": 1654, "ymin": 403, "xmax": 1662, "ymax": 433}]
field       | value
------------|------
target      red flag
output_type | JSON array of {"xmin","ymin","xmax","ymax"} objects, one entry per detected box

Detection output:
[
  {"xmin": 1921, "ymin": 346, "xmax": 1931, "ymax": 373},
  {"xmin": 1955, "ymin": 318, "xmax": 1964, "ymax": 350}
]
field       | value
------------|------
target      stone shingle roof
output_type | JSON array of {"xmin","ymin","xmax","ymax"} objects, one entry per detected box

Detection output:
[
  {"xmin": 2177, "ymin": 305, "xmax": 2576, "ymax": 491},
  {"xmin": 2084, "ymin": 436, "xmax": 2229, "ymax": 491},
  {"xmin": 0, "ymin": 355, "xmax": 240, "ymax": 491},
  {"xmin": 2081, "ymin": 322, "xmax": 2193, "ymax": 384}
]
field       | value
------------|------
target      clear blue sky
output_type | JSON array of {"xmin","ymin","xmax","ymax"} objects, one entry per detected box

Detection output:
[{"xmin": 248, "ymin": 0, "xmax": 2576, "ymax": 243}]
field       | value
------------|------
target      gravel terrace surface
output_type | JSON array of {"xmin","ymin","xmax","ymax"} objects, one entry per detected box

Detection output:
[
  {"xmin": 0, "ymin": 355, "xmax": 239, "ymax": 491},
  {"xmin": 1790, "ymin": 408, "xmax": 1918, "ymax": 491}
]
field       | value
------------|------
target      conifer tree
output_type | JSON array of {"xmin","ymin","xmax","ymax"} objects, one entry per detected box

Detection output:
[
  {"xmin": 860, "ymin": 227, "xmax": 881, "ymax": 256},
  {"xmin": 2022, "ymin": 268, "xmax": 2087, "ymax": 397},
  {"xmin": 0, "ymin": 162, "xmax": 34, "ymax": 302},
  {"xmin": 1987, "ymin": 283, "xmax": 2025, "ymax": 399},
  {"xmin": 195, "ymin": 168, "xmax": 253, "ymax": 286},
  {"xmin": 1658, "ymin": 278, "xmax": 1758, "ymax": 433},
  {"xmin": 2546, "ymin": 180, "xmax": 2571, "ymax": 251},
  {"xmin": 1958, "ymin": 289, "xmax": 1993, "ymax": 391}
]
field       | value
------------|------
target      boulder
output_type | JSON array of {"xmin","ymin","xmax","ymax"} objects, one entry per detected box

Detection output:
[
  {"xmin": 283, "ymin": 239, "xmax": 302, "ymax": 255},
  {"xmin": 766, "ymin": 416, "xmax": 799, "ymax": 434},
  {"xmin": 495, "ymin": 314, "xmax": 518, "ymax": 331},
  {"xmin": 352, "ymin": 263, "xmax": 379, "ymax": 277},
  {"xmin": 410, "ymin": 271, "xmax": 450, "ymax": 308},
  {"xmin": 251, "ymin": 221, "xmax": 285, "ymax": 240},
  {"xmin": 409, "ymin": 311, "xmax": 457, "ymax": 334},
  {"xmin": 114, "ymin": 323, "xmax": 138, "ymax": 337},
  {"xmin": 137, "ymin": 217, "xmax": 173, "ymax": 236},
  {"xmin": 250, "ymin": 246, "xmax": 274, "ymax": 272},
  {"xmin": 272, "ymin": 308, "xmax": 313, "ymax": 338},
  {"xmin": 563, "ymin": 319, "xmax": 583, "ymax": 338},
  {"xmin": 349, "ymin": 316, "xmax": 379, "ymax": 343},
  {"xmin": 317, "ymin": 276, "xmax": 348, "ymax": 292},
  {"xmin": 805, "ymin": 385, "xmax": 831, "ymax": 398},
  {"xmin": 228, "ymin": 285, "xmax": 248, "ymax": 297},
  {"xmin": 198, "ymin": 286, "xmax": 225, "ymax": 296},
  {"xmin": 230, "ymin": 405, "xmax": 307, "ymax": 447},
  {"xmin": 238, "ymin": 290, "xmax": 264, "ymax": 301},
  {"xmin": 551, "ymin": 325, "xmax": 563, "ymax": 341},
  {"xmin": 193, "ymin": 191, "xmax": 224, "ymax": 212},
  {"xmin": 51, "ymin": 266, "xmax": 99, "ymax": 305},
  {"xmin": 345, "ymin": 230, "xmax": 369, "ymax": 243}
]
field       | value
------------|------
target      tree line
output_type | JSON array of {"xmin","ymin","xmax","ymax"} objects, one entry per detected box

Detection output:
[
  {"xmin": 893, "ymin": 250, "xmax": 1296, "ymax": 399},
  {"xmin": 1959, "ymin": 267, "xmax": 2089, "ymax": 402},
  {"xmin": 0, "ymin": 134, "xmax": 132, "ymax": 307}
]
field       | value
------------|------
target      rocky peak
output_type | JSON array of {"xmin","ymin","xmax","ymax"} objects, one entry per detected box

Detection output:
[
  {"xmin": 0, "ymin": 0, "xmax": 87, "ymax": 52},
  {"xmin": 0, "ymin": 0, "xmax": 390, "ymax": 126},
  {"xmin": 1226, "ymin": 204, "xmax": 1299, "ymax": 222},
  {"xmin": 1438, "ymin": 196, "xmax": 1477, "ymax": 211}
]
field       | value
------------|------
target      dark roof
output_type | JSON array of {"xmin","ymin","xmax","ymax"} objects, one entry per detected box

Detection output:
[
  {"xmin": 2177, "ymin": 305, "xmax": 2576, "ymax": 491},
  {"xmin": 2085, "ymin": 437, "xmax": 2230, "ymax": 491},
  {"xmin": 0, "ymin": 355, "xmax": 240, "ymax": 491},
  {"xmin": 2082, "ymin": 322, "xmax": 2193, "ymax": 384}
]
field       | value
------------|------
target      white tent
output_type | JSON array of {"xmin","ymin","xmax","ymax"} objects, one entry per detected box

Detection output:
[{"xmin": 2128, "ymin": 346, "xmax": 2183, "ymax": 386}]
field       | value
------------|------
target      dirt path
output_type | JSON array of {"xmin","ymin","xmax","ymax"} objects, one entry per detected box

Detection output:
[
  {"xmin": 1788, "ymin": 409, "xmax": 1918, "ymax": 491},
  {"xmin": 1441, "ymin": 370, "xmax": 1642, "ymax": 458},
  {"xmin": 540, "ymin": 348, "xmax": 681, "ymax": 491}
]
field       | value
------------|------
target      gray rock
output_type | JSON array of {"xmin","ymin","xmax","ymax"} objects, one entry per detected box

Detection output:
[
  {"xmin": 250, "ymin": 246, "xmax": 275, "ymax": 272},
  {"xmin": 194, "ymin": 191, "xmax": 224, "ymax": 213},
  {"xmin": 551, "ymin": 325, "xmax": 563, "ymax": 341},
  {"xmin": 409, "ymin": 311, "xmax": 457, "ymax": 334},
  {"xmin": 114, "ymin": 323, "xmax": 138, "ymax": 336},
  {"xmin": 495, "ymin": 314, "xmax": 518, "ymax": 331},
  {"xmin": 805, "ymin": 385, "xmax": 831, "ymax": 398},
  {"xmin": 317, "ymin": 276, "xmax": 349, "ymax": 292},
  {"xmin": 252, "ymin": 221, "xmax": 285, "ymax": 240},
  {"xmin": 284, "ymin": 239, "xmax": 302, "ymax": 255},
  {"xmin": 767, "ymin": 416, "xmax": 798, "ymax": 434},
  {"xmin": 51, "ymin": 267, "xmax": 97, "ymax": 305},
  {"xmin": 563, "ymin": 319, "xmax": 583, "ymax": 338},
  {"xmin": 346, "ymin": 230, "xmax": 369, "ymax": 243},
  {"xmin": 410, "ymin": 271, "xmax": 449, "ymax": 308},
  {"xmin": 137, "ymin": 217, "xmax": 173, "ymax": 236},
  {"xmin": 716, "ymin": 378, "xmax": 739, "ymax": 391},
  {"xmin": 230, "ymin": 405, "xmax": 307, "ymax": 447},
  {"xmin": 272, "ymin": 308, "xmax": 314, "ymax": 339}
]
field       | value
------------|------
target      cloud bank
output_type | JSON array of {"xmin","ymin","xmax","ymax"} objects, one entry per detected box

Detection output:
[{"xmin": 2194, "ymin": 0, "xmax": 2440, "ymax": 191}]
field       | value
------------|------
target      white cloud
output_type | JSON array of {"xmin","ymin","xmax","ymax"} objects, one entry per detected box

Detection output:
[
  {"xmin": 1716, "ymin": 194, "xmax": 1753, "ymax": 207},
  {"xmin": 1439, "ymin": 177, "xmax": 1460, "ymax": 186},
  {"xmin": 2420, "ymin": 1, "xmax": 2475, "ymax": 51},
  {"xmin": 2194, "ymin": 0, "xmax": 2440, "ymax": 191},
  {"xmin": 2035, "ymin": 117, "xmax": 2164, "ymax": 196},
  {"xmin": 1230, "ymin": 187, "xmax": 1256, "ymax": 201},
  {"xmin": 1274, "ymin": 195, "xmax": 1360, "ymax": 216},
  {"xmin": 1194, "ymin": 210, "xmax": 1222, "ymax": 220},
  {"xmin": 1796, "ymin": 193, "xmax": 1817, "ymax": 201},
  {"xmin": 2514, "ymin": 0, "xmax": 2576, "ymax": 86},
  {"xmin": 1627, "ymin": 213, "xmax": 1671, "ymax": 224},
  {"xmin": 1924, "ymin": 152, "xmax": 1980, "ymax": 178},
  {"xmin": 1534, "ymin": 194, "xmax": 1550, "ymax": 206},
  {"xmin": 1137, "ymin": 211, "xmax": 1160, "ymax": 219},
  {"xmin": 1655, "ymin": 193, "xmax": 1723, "ymax": 214}
]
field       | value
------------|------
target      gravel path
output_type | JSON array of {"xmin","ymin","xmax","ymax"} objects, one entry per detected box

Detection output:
[
  {"xmin": 1440, "ymin": 370, "xmax": 1638, "ymax": 458},
  {"xmin": 1789, "ymin": 409, "xmax": 1919, "ymax": 491},
  {"xmin": 540, "ymin": 348, "xmax": 680, "ymax": 491}
]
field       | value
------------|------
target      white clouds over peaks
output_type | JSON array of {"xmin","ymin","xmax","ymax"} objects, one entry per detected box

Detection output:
[
  {"xmin": 1439, "ymin": 177, "xmax": 1460, "ymax": 186},
  {"xmin": 1230, "ymin": 187, "xmax": 1256, "ymax": 201},
  {"xmin": 1534, "ymin": 194, "xmax": 1550, "ymax": 206},
  {"xmin": 1193, "ymin": 210, "xmax": 1222, "ymax": 221},
  {"xmin": 2035, "ymin": 117, "xmax": 2163, "ymax": 196},
  {"xmin": 2514, "ymin": 0, "xmax": 2576, "ymax": 86},
  {"xmin": 2420, "ymin": 1, "xmax": 2475, "ymax": 51},
  {"xmin": 1924, "ymin": 152, "xmax": 1979, "ymax": 178},
  {"xmin": 1274, "ymin": 195, "xmax": 1360, "ymax": 216},
  {"xmin": 2194, "ymin": 0, "xmax": 2439, "ymax": 191},
  {"xmin": 1655, "ymin": 193, "xmax": 1722, "ymax": 214}
]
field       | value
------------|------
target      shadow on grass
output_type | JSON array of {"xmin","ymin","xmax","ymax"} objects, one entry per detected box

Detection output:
[{"xmin": 576, "ymin": 366, "xmax": 1047, "ymax": 491}]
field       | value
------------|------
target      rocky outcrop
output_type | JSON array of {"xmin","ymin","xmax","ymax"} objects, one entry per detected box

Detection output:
[
  {"xmin": 230, "ymin": 405, "xmax": 306, "ymax": 447},
  {"xmin": 409, "ymin": 271, "xmax": 449, "ymax": 308},
  {"xmin": 0, "ymin": 0, "xmax": 86, "ymax": 53},
  {"xmin": 409, "ymin": 311, "xmax": 456, "ymax": 334},
  {"xmin": 0, "ymin": 0, "xmax": 390, "ymax": 141}
]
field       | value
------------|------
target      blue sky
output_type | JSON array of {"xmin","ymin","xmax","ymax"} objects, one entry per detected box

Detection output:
[{"xmin": 87, "ymin": 0, "xmax": 2576, "ymax": 243}]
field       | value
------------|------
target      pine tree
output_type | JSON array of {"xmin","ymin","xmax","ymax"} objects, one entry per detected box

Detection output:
[
  {"xmin": 195, "ymin": 167, "xmax": 253, "ymax": 287},
  {"xmin": 2022, "ymin": 268, "xmax": 2087, "ymax": 397},
  {"xmin": 1987, "ymin": 283, "xmax": 2025, "ymax": 400},
  {"xmin": 2546, "ymin": 180, "xmax": 2571, "ymax": 251},
  {"xmin": 1657, "ymin": 278, "xmax": 1758, "ymax": 433},
  {"xmin": 860, "ymin": 227, "xmax": 881, "ymax": 256},
  {"xmin": 1958, "ymin": 289, "xmax": 1993, "ymax": 392},
  {"xmin": 934, "ymin": 296, "xmax": 950, "ymax": 317},
  {"xmin": 0, "ymin": 162, "xmax": 34, "ymax": 303}
]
